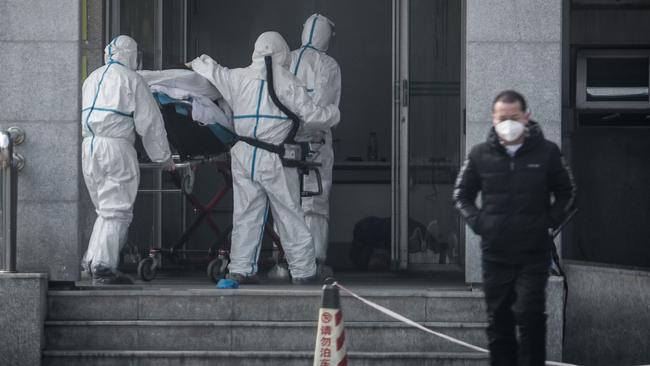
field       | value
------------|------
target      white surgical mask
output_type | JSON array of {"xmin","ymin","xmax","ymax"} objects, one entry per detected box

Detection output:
[{"xmin": 495, "ymin": 119, "xmax": 525, "ymax": 142}]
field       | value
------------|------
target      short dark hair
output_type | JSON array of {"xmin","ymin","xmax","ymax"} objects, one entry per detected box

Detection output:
[{"xmin": 492, "ymin": 90, "xmax": 527, "ymax": 112}]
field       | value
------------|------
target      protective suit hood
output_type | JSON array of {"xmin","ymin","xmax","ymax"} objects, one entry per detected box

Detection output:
[
  {"xmin": 252, "ymin": 31, "xmax": 291, "ymax": 70},
  {"xmin": 301, "ymin": 14, "xmax": 334, "ymax": 52},
  {"xmin": 243, "ymin": 31, "xmax": 303, "ymax": 87},
  {"xmin": 104, "ymin": 35, "xmax": 138, "ymax": 70}
]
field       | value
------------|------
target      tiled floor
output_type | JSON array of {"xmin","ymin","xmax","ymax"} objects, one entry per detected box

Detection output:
[{"xmin": 70, "ymin": 269, "xmax": 473, "ymax": 294}]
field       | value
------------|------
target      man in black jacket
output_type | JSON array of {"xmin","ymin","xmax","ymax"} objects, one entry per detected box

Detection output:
[{"xmin": 453, "ymin": 90, "xmax": 576, "ymax": 366}]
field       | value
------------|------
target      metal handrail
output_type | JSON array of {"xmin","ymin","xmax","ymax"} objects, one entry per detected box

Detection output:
[
  {"xmin": 0, "ymin": 127, "xmax": 25, "ymax": 273},
  {"xmin": 138, "ymin": 154, "xmax": 227, "ymax": 170}
]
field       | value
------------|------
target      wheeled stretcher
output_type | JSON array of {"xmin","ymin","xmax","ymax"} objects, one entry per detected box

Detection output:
[
  {"xmin": 134, "ymin": 60, "xmax": 325, "ymax": 282},
  {"xmin": 135, "ymin": 96, "xmax": 286, "ymax": 282}
]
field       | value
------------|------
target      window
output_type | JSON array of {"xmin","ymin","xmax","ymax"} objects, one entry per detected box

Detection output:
[{"xmin": 577, "ymin": 50, "xmax": 650, "ymax": 109}]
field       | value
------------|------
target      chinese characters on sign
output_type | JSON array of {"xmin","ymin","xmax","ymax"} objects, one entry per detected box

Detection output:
[{"xmin": 319, "ymin": 310, "xmax": 333, "ymax": 365}]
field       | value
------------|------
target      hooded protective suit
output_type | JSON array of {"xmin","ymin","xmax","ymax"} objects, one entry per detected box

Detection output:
[
  {"xmin": 81, "ymin": 35, "xmax": 172, "ymax": 276},
  {"xmin": 290, "ymin": 14, "xmax": 342, "ymax": 263},
  {"xmin": 189, "ymin": 31, "xmax": 340, "ymax": 280}
]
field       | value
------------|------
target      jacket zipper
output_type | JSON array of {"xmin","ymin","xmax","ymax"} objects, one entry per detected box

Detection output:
[{"xmin": 509, "ymin": 155, "xmax": 515, "ymax": 215}]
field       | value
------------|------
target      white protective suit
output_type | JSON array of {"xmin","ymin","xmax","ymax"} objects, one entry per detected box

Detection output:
[
  {"xmin": 81, "ymin": 35, "xmax": 172, "ymax": 274},
  {"xmin": 290, "ymin": 14, "xmax": 342, "ymax": 262},
  {"xmin": 189, "ymin": 32, "xmax": 340, "ymax": 279}
]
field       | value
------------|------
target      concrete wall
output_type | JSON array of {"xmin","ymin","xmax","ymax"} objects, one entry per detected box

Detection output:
[
  {"xmin": 564, "ymin": 262, "xmax": 650, "ymax": 365},
  {"xmin": 0, "ymin": 0, "xmax": 82, "ymax": 281},
  {"xmin": 464, "ymin": 0, "xmax": 563, "ymax": 283},
  {"xmin": 0, "ymin": 273, "xmax": 48, "ymax": 366}
]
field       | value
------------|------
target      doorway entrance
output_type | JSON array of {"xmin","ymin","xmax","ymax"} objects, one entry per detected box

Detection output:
[{"xmin": 106, "ymin": 0, "xmax": 464, "ymax": 274}]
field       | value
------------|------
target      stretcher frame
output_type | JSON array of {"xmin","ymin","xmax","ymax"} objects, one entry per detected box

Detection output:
[
  {"xmin": 135, "ymin": 154, "xmax": 229, "ymax": 281},
  {"xmin": 135, "ymin": 154, "xmax": 286, "ymax": 282}
]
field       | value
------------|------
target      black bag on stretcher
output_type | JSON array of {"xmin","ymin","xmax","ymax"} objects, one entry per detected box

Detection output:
[
  {"xmin": 236, "ymin": 55, "xmax": 324, "ymax": 198},
  {"xmin": 152, "ymin": 92, "xmax": 236, "ymax": 160}
]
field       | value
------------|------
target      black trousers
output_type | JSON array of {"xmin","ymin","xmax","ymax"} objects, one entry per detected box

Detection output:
[{"xmin": 482, "ymin": 259, "xmax": 550, "ymax": 366}]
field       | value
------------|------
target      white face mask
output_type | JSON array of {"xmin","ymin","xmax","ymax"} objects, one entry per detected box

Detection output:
[{"xmin": 495, "ymin": 119, "xmax": 525, "ymax": 142}]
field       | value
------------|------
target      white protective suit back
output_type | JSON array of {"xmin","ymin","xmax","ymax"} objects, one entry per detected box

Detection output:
[
  {"xmin": 291, "ymin": 14, "xmax": 341, "ymax": 109},
  {"xmin": 81, "ymin": 35, "xmax": 171, "ymax": 274}
]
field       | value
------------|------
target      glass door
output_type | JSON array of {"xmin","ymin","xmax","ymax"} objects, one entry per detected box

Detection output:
[
  {"xmin": 391, "ymin": 0, "xmax": 409, "ymax": 270},
  {"xmin": 106, "ymin": 0, "xmax": 188, "ymax": 258},
  {"xmin": 392, "ymin": 0, "xmax": 463, "ymax": 270}
]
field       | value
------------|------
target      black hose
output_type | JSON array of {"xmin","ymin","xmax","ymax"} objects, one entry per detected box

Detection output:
[
  {"xmin": 551, "ymin": 208, "xmax": 577, "ymax": 355},
  {"xmin": 264, "ymin": 56, "xmax": 301, "ymax": 144},
  {"xmin": 261, "ymin": 55, "xmax": 323, "ymax": 198}
]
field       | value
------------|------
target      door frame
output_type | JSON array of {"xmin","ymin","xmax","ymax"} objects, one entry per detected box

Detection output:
[
  {"xmin": 391, "ymin": 0, "xmax": 467, "ymax": 273},
  {"xmin": 104, "ymin": 0, "xmax": 188, "ymax": 251},
  {"xmin": 391, "ymin": 0, "xmax": 409, "ymax": 270}
]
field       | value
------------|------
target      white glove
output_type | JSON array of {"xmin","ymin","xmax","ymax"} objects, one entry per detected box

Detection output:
[{"xmin": 161, "ymin": 158, "xmax": 176, "ymax": 172}]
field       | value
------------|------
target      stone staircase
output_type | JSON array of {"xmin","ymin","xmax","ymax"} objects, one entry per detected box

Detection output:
[{"xmin": 42, "ymin": 286, "xmax": 490, "ymax": 365}]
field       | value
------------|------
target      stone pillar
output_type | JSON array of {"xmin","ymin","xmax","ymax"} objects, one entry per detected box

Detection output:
[
  {"xmin": 0, "ymin": 273, "xmax": 48, "ymax": 366},
  {"xmin": 0, "ymin": 0, "xmax": 82, "ymax": 281},
  {"xmin": 464, "ymin": 0, "xmax": 563, "ymax": 283},
  {"xmin": 79, "ymin": 0, "xmax": 106, "ymax": 267}
]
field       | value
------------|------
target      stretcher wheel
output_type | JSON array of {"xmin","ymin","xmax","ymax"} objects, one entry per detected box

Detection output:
[
  {"xmin": 180, "ymin": 169, "xmax": 195, "ymax": 194},
  {"xmin": 207, "ymin": 258, "xmax": 228, "ymax": 283},
  {"xmin": 137, "ymin": 257, "xmax": 157, "ymax": 281}
]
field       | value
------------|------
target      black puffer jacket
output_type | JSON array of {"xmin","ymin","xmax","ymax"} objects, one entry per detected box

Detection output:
[{"xmin": 453, "ymin": 121, "xmax": 576, "ymax": 263}]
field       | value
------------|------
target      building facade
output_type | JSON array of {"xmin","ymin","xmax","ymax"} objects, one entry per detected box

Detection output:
[{"xmin": 0, "ymin": 0, "xmax": 649, "ymax": 365}]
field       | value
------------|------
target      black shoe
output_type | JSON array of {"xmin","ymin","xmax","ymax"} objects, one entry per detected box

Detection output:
[
  {"xmin": 92, "ymin": 269, "xmax": 133, "ymax": 285},
  {"xmin": 292, "ymin": 274, "xmax": 322, "ymax": 285},
  {"xmin": 225, "ymin": 273, "xmax": 260, "ymax": 284}
]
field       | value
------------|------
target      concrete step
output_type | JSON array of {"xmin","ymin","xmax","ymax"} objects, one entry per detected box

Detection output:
[
  {"xmin": 43, "ymin": 350, "xmax": 490, "ymax": 366},
  {"xmin": 47, "ymin": 288, "xmax": 487, "ymax": 323},
  {"xmin": 45, "ymin": 320, "xmax": 488, "ymax": 353}
]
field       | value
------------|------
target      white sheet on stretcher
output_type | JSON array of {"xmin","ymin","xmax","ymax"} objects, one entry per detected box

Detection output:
[{"xmin": 138, "ymin": 69, "xmax": 234, "ymax": 132}]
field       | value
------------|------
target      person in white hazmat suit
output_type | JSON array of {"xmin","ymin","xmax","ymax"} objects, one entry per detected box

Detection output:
[
  {"xmin": 187, "ymin": 31, "xmax": 340, "ymax": 285},
  {"xmin": 81, "ymin": 35, "xmax": 174, "ymax": 285},
  {"xmin": 290, "ymin": 14, "xmax": 341, "ymax": 277}
]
